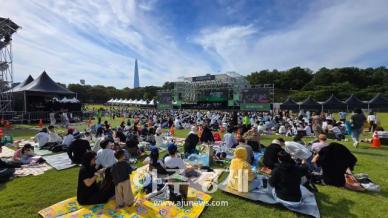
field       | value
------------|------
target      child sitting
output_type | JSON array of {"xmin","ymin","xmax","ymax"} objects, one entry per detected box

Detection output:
[{"xmin": 111, "ymin": 150, "xmax": 134, "ymax": 208}]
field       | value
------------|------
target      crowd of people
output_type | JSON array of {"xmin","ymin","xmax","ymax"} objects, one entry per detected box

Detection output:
[{"xmin": 0, "ymin": 107, "xmax": 378, "ymax": 208}]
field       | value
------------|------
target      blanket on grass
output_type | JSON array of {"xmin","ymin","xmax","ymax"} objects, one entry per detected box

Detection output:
[
  {"xmin": 39, "ymin": 170, "xmax": 212, "ymax": 218},
  {"xmin": 43, "ymin": 153, "xmax": 75, "ymax": 170},
  {"xmin": 15, "ymin": 163, "xmax": 52, "ymax": 177},
  {"xmin": 0, "ymin": 146, "xmax": 15, "ymax": 158},
  {"xmin": 218, "ymin": 175, "xmax": 320, "ymax": 218}
]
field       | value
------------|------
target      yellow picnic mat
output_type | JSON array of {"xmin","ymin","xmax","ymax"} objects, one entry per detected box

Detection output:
[{"xmin": 38, "ymin": 171, "xmax": 212, "ymax": 218}]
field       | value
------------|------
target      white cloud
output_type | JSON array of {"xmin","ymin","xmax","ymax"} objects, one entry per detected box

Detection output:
[
  {"xmin": 0, "ymin": 0, "xmax": 214, "ymax": 88},
  {"xmin": 194, "ymin": 0, "xmax": 388, "ymax": 73}
]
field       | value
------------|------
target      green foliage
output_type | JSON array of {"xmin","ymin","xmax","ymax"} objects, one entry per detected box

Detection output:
[{"xmin": 246, "ymin": 66, "xmax": 388, "ymax": 101}]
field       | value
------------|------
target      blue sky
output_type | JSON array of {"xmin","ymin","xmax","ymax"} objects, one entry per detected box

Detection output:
[{"xmin": 1, "ymin": 0, "xmax": 388, "ymax": 88}]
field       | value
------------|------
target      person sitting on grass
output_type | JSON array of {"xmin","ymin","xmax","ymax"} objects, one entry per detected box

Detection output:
[
  {"xmin": 311, "ymin": 134, "xmax": 329, "ymax": 153},
  {"xmin": 223, "ymin": 127, "xmax": 238, "ymax": 149},
  {"xmin": 34, "ymin": 128, "xmax": 49, "ymax": 149},
  {"xmin": 312, "ymin": 142, "xmax": 357, "ymax": 187},
  {"xmin": 227, "ymin": 147, "xmax": 259, "ymax": 192},
  {"xmin": 68, "ymin": 132, "xmax": 91, "ymax": 165},
  {"xmin": 111, "ymin": 150, "xmax": 134, "ymax": 208},
  {"xmin": 62, "ymin": 128, "xmax": 75, "ymax": 150},
  {"xmin": 12, "ymin": 144, "xmax": 35, "ymax": 164},
  {"xmin": 47, "ymin": 125, "xmax": 62, "ymax": 148},
  {"xmin": 164, "ymin": 143, "xmax": 186, "ymax": 171},
  {"xmin": 184, "ymin": 126, "xmax": 200, "ymax": 157},
  {"xmin": 96, "ymin": 138, "xmax": 117, "ymax": 169},
  {"xmin": 77, "ymin": 151, "xmax": 114, "ymax": 205},
  {"xmin": 200, "ymin": 124, "xmax": 214, "ymax": 144},
  {"xmin": 263, "ymin": 138, "xmax": 285, "ymax": 170},
  {"xmin": 269, "ymin": 150, "xmax": 306, "ymax": 203}
]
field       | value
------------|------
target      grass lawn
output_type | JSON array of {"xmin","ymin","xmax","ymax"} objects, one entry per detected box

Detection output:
[{"xmin": 1, "ymin": 114, "xmax": 388, "ymax": 217}]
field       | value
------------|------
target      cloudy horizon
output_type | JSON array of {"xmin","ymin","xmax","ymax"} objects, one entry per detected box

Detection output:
[{"xmin": 1, "ymin": 0, "xmax": 388, "ymax": 88}]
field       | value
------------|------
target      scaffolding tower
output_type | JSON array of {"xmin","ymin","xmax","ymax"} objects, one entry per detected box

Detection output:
[{"xmin": 0, "ymin": 18, "xmax": 19, "ymax": 112}]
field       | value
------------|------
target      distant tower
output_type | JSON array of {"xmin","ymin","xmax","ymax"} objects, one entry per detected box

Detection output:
[{"xmin": 133, "ymin": 59, "xmax": 140, "ymax": 88}]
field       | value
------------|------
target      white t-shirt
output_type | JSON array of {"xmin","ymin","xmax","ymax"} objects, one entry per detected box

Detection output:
[
  {"xmin": 164, "ymin": 156, "xmax": 185, "ymax": 169},
  {"xmin": 96, "ymin": 148, "xmax": 117, "ymax": 168},
  {"xmin": 62, "ymin": 134, "xmax": 74, "ymax": 147},
  {"xmin": 48, "ymin": 131, "xmax": 62, "ymax": 143},
  {"xmin": 35, "ymin": 132, "xmax": 49, "ymax": 148},
  {"xmin": 368, "ymin": 115, "xmax": 376, "ymax": 123}
]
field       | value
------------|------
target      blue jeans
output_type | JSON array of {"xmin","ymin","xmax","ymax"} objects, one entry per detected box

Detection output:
[{"xmin": 351, "ymin": 128, "xmax": 362, "ymax": 143}]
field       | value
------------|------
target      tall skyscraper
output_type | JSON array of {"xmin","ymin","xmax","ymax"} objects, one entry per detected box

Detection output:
[{"xmin": 133, "ymin": 59, "xmax": 140, "ymax": 88}]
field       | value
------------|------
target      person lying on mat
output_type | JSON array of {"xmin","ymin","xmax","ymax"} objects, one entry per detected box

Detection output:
[
  {"xmin": 68, "ymin": 132, "xmax": 91, "ymax": 165},
  {"xmin": 77, "ymin": 151, "xmax": 114, "ymax": 205},
  {"xmin": 263, "ymin": 138, "xmax": 285, "ymax": 170},
  {"xmin": 227, "ymin": 147, "xmax": 258, "ymax": 192},
  {"xmin": 269, "ymin": 150, "xmax": 307, "ymax": 203},
  {"xmin": 312, "ymin": 142, "xmax": 357, "ymax": 187},
  {"xmin": 13, "ymin": 144, "xmax": 35, "ymax": 164}
]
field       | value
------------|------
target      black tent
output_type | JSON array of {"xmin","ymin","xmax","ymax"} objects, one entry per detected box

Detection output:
[
  {"xmin": 322, "ymin": 95, "xmax": 346, "ymax": 111},
  {"xmin": 280, "ymin": 97, "xmax": 299, "ymax": 110},
  {"xmin": 300, "ymin": 96, "xmax": 321, "ymax": 111},
  {"xmin": 368, "ymin": 93, "xmax": 388, "ymax": 110},
  {"xmin": 345, "ymin": 95, "xmax": 367, "ymax": 110},
  {"xmin": 10, "ymin": 71, "xmax": 75, "ymax": 112},
  {"xmin": 15, "ymin": 71, "xmax": 74, "ymax": 94},
  {"xmin": 8, "ymin": 75, "xmax": 34, "ymax": 92}
]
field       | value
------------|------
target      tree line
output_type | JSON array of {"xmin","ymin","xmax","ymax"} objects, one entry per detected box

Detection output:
[{"xmin": 65, "ymin": 66, "xmax": 388, "ymax": 103}]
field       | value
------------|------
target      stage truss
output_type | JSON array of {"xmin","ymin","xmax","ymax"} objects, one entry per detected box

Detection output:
[{"xmin": 0, "ymin": 18, "xmax": 19, "ymax": 112}]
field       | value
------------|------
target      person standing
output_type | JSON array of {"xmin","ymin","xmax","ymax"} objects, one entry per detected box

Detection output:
[
  {"xmin": 350, "ymin": 108, "xmax": 366, "ymax": 147},
  {"xmin": 111, "ymin": 150, "xmax": 134, "ymax": 208}
]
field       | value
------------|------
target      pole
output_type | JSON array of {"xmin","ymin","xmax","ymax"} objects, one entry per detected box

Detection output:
[{"xmin": 23, "ymin": 91, "xmax": 27, "ymax": 112}]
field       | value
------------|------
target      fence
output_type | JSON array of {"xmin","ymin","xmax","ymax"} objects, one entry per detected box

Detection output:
[{"xmin": 0, "ymin": 111, "xmax": 94, "ymax": 124}]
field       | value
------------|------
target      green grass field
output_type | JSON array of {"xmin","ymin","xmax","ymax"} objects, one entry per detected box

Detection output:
[{"xmin": 1, "ymin": 113, "xmax": 388, "ymax": 217}]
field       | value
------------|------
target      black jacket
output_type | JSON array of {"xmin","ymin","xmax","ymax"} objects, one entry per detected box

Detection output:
[
  {"xmin": 269, "ymin": 161, "xmax": 306, "ymax": 202},
  {"xmin": 263, "ymin": 143, "xmax": 284, "ymax": 169},
  {"xmin": 68, "ymin": 139, "xmax": 91, "ymax": 164},
  {"xmin": 200, "ymin": 127, "xmax": 214, "ymax": 143},
  {"xmin": 317, "ymin": 142, "xmax": 357, "ymax": 187},
  {"xmin": 184, "ymin": 133, "xmax": 199, "ymax": 154}
]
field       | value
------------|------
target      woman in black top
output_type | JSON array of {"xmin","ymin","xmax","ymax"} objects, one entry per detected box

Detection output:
[
  {"xmin": 200, "ymin": 125, "xmax": 214, "ymax": 144},
  {"xmin": 77, "ymin": 151, "xmax": 114, "ymax": 205},
  {"xmin": 269, "ymin": 150, "xmax": 306, "ymax": 202}
]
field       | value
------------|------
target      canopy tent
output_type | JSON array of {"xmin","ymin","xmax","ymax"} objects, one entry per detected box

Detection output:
[
  {"xmin": 9, "ymin": 72, "xmax": 77, "ymax": 112},
  {"xmin": 280, "ymin": 97, "xmax": 299, "ymax": 110},
  {"xmin": 368, "ymin": 93, "xmax": 388, "ymax": 110},
  {"xmin": 7, "ymin": 75, "xmax": 34, "ymax": 93},
  {"xmin": 345, "ymin": 95, "xmax": 367, "ymax": 110},
  {"xmin": 299, "ymin": 96, "xmax": 321, "ymax": 111},
  {"xmin": 322, "ymin": 95, "xmax": 346, "ymax": 110},
  {"xmin": 15, "ymin": 71, "xmax": 74, "ymax": 94}
]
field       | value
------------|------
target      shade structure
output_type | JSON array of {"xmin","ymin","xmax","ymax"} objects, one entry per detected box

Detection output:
[
  {"xmin": 368, "ymin": 93, "xmax": 388, "ymax": 110},
  {"xmin": 322, "ymin": 95, "xmax": 346, "ymax": 110},
  {"xmin": 15, "ymin": 71, "xmax": 74, "ymax": 94},
  {"xmin": 299, "ymin": 96, "xmax": 321, "ymax": 111},
  {"xmin": 345, "ymin": 95, "xmax": 367, "ymax": 110},
  {"xmin": 280, "ymin": 97, "xmax": 299, "ymax": 110},
  {"xmin": 7, "ymin": 75, "xmax": 34, "ymax": 93}
]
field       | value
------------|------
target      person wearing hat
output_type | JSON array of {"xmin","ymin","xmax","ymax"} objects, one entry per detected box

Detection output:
[
  {"xmin": 67, "ymin": 132, "xmax": 91, "ymax": 164},
  {"xmin": 34, "ymin": 128, "xmax": 49, "ymax": 148},
  {"xmin": 263, "ymin": 138, "xmax": 286, "ymax": 170},
  {"xmin": 164, "ymin": 143, "xmax": 185, "ymax": 170}
]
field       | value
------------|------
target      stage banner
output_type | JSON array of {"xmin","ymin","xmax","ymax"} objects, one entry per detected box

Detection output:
[
  {"xmin": 157, "ymin": 92, "xmax": 173, "ymax": 109},
  {"xmin": 240, "ymin": 88, "xmax": 272, "ymax": 111}
]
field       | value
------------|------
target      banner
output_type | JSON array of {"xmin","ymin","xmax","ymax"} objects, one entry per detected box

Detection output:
[
  {"xmin": 240, "ymin": 88, "xmax": 272, "ymax": 111},
  {"xmin": 157, "ymin": 92, "xmax": 172, "ymax": 109}
]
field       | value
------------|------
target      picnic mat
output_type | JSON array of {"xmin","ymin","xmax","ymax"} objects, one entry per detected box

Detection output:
[
  {"xmin": 34, "ymin": 149, "xmax": 53, "ymax": 156},
  {"xmin": 0, "ymin": 146, "xmax": 15, "ymax": 158},
  {"xmin": 43, "ymin": 153, "xmax": 76, "ymax": 170},
  {"xmin": 219, "ymin": 175, "xmax": 320, "ymax": 218},
  {"xmin": 15, "ymin": 163, "xmax": 52, "ymax": 177},
  {"xmin": 188, "ymin": 169, "xmax": 223, "ymax": 192},
  {"xmin": 39, "ymin": 170, "xmax": 212, "ymax": 218}
]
